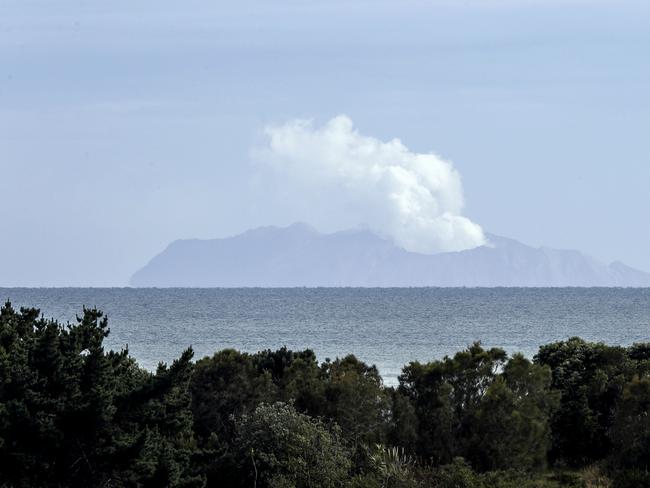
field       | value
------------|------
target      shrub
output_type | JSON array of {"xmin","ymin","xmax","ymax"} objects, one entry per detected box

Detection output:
[{"xmin": 234, "ymin": 402, "xmax": 351, "ymax": 488}]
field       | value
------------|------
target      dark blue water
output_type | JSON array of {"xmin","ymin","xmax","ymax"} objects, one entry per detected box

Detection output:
[{"xmin": 2, "ymin": 288, "xmax": 649, "ymax": 384}]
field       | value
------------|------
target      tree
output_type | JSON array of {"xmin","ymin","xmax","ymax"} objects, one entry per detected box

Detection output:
[
  {"xmin": 399, "ymin": 345, "xmax": 557, "ymax": 472},
  {"xmin": 534, "ymin": 337, "xmax": 630, "ymax": 465},
  {"xmin": 469, "ymin": 355, "xmax": 558, "ymax": 471},
  {"xmin": 399, "ymin": 343, "xmax": 507, "ymax": 465},
  {"xmin": 111, "ymin": 348, "xmax": 204, "ymax": 488},
  {"xmin": 0, "ymin": 301, "xmax": 203, "ymax": 487},
  {"xmin": 191, "ymin": 349, "xmax": 276, "ymax": 444},
  {"xmin": 386, "ymin": 388, "xmax": 418, "ymax": 453},
  {"xmin": 234, "ymin": 402, "xmax": 351, "ymax": 488},
  {"xmin": 0, "ymin": 302, "xmax": 127, "ymax": 486},
  {"xmin": 318, "ymin": 355, "xmax": 390, "ymax": 449},
  {"xmin": 609, "ymin": 374, "xmax": 650, "ymax": 471}
]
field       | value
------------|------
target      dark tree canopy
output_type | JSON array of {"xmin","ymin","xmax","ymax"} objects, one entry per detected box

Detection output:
[
  {"xmin": 1, "ymin": 301, "xmax": 649, "ymax": 488},
  {"xmin": 0, "ymin": 302, "xmax": 203, "ymax": 488},
  {"xmin": 398, "ymin": 344, "xmax": 558, "ymax": 471}
]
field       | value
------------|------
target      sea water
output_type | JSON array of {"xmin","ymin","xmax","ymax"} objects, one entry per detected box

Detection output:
[{"xmin": 2, "ymin": 288, "xmax": 649, "ymax": 385}]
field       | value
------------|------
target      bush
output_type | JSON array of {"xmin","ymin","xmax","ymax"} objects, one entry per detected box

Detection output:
[
  {"xmin": 234, "ymin": 402, "xmax": 351, "ymax": 488},
  {"xmin": 429, "ymin": 458, "xmax": 482, "ymax": 488},
  {"xmin": 610, "ymin": 469, "xmax": 650, "ymax": 488}
]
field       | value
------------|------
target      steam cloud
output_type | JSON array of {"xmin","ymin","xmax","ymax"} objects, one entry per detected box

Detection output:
[{"xmin": 258, "ymin": 115, "xmax": 485, "ymax": 254}]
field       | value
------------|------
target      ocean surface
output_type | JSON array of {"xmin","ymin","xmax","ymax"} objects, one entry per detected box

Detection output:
[{"xmin": 2, "ymin": 288, "xmax": 650, "ymax": 385}]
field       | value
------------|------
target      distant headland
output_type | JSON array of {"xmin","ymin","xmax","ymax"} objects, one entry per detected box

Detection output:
[{"xmin": 130, "ymin": 223, "xmax": 650, "ymax": 287}]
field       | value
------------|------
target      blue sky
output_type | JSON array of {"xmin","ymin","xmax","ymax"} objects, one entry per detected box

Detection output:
[{"xmin": 1, "ymin": 0, "xmax": 649, "ymax": 286}]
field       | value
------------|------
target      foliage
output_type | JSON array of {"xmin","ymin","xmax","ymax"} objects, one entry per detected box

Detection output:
[
  {"xmin": 189, "ymin": 347, "xmax": 390, "ymax": 485},
  {"xmin": 0, "ymin": 301, "xmax": 203, "ymax": 487},
  {"xmin": 399, "ymin": 344, "xmax": 558, "ymax": 472},
  {"xmin": 608, "ymin": 374, "xmax": 650, "ymax": 472},
  {"xmin": 367, "ymin": 444, "xmax": 419, "ymax": 488},
  {"xmin": 427, "ymin": 457, "xmax": 482, "ymax": 488},
  {"xmin": 191, "ymin": 349, "xmax": 277, "ymax": 443},
  {"xmin": 318, "ymin": 355, "xmax": 389, "ymax": 449},
  {"xmin": 234, "ymin": 402, "xmax": 351, "ymax": 488},
  {"xmin": 1, "ymin": 301, "xmax": 650, "ymax": 488},
  {"xmin": 534, "ymin": 338, "xmax": 631, "ymax": 466}
]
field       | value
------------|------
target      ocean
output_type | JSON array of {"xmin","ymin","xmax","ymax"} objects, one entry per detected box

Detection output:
[{"xmin": 2, "ymin": 288, "xmax": 649, "ymax": 385}]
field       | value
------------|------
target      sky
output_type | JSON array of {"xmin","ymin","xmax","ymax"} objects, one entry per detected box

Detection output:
[{"xmin": 1, "ymin": 0, "xmax": 649, "ymax": 286}]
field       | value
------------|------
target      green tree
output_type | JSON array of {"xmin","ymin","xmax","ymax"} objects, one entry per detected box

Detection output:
[
  {"xmin": 319, "ymin": 355, "xmax": 390, "ymax": 449},
  {"xmin": 112, "ymin": 348, "xmax": 203, "ymax": 487},
  {"xmin": 399, "ymin": 345, "xmax": 556, "ymax": 472},
  {"xmin": 609, "ymin": 374, "xmax": 650, "ymax": 472},
  {"xmin": 399, "ymin": 343, "xmax": 507, "ymax": 465},
  {"xmin": 234, "ymin": 402, "xmax": 351, "ymax": 488},
  {"xmin": 470, "ymin": 355, "xmax": 558, "ymax": 471},
  {"xmin": 534, "ymin": 337, "xmax": 630, "ymax": 466},
  {"xmin": 386, "ymin": 388, "xmax": 418, "ymax": 453},
  {"xmin": 0, "ymin": 301, "xmax": 202, "ymax": 488},
  {"xmin": 269, "ymin": 348, "xmax": 324, "ymax": 415},
  {"xmin": 191, "ymin": 349, "xmax": 276, "ymax": 444}
]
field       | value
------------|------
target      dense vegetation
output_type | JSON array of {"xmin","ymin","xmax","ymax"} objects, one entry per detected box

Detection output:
[{"xmin": 1, "ymin": 301, "xmax": 649, "ymax": 487}]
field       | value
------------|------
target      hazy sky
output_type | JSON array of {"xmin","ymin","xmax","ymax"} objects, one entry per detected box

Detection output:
[{"xmin": 1, "ymin": 0, "xmax": 649, "ymax": 286}]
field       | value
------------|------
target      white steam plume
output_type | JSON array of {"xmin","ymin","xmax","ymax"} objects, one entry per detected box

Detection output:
[{"xmin": 256, "ymin": 115, "xmax": 485, "ymax": 254}]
